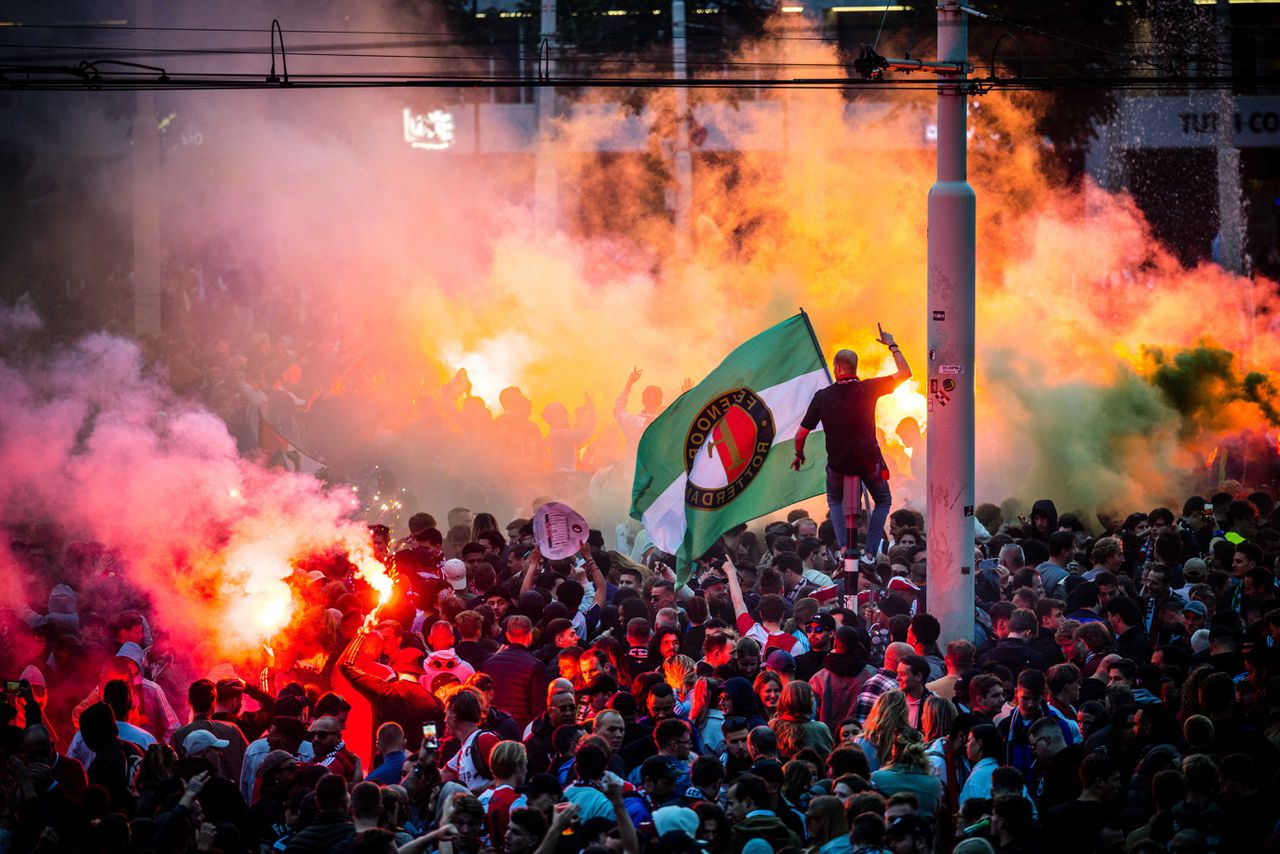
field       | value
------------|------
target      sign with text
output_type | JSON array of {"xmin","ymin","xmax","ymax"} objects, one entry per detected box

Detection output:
[{"xmin": 533, "ymin": 501, "xmax": 589, "ymax": 560}]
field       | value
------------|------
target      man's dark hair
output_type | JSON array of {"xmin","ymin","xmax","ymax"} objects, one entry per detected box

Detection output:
[
  {"xmin": 1046, "ymin": 662, "xmax": 1080, "ymax": 695},
  {"xmin": 188, "ymin": 679, "xmax": 217, "ymax": 713},
  {"xmin": 773, "ymin": 554, "xmax": 804, "ymax": 577},
  {"xmin": 654, "ymin": 718, "xmax": 691, "ymax": 750},
  {"xmin": 314, "ymin": 692, "xmax": 352, "ymax": 718},
  {"xmin": 551, "ymin": 725, "xmax": 583, "ymax": 756},
  {"xmin": 1101, "ymin": 597, "xmax": 1140, "ymax": 628},
  {"xmin": 748, "ymin": 726, "xmax": 777, "ymax": 756},
  {"xmin": 1153, "ymin": 533, "xmax": 1182, "ymax": 566},
  {"xmin": 797, "ymin": 537, "xmax": 823, "ymax": 562},
  {"xmin": 460, "ymin": 542, "xmax": 485, "ymax": 559},
  {"xmin": 909, "ymin": 613, "xmax": 940, "ymax": 647},
  {"xmin": 991, "ymin": 765, "xmax": 1025, "ymax": 793},
  {"xmin": 446, "ymin": 688, "xmax": 484, "ymax": 724},
  {"xmin": 827, "ymin": 745, "xmax": 871, "ymax": 779},
  {"xmin": 1008, "ymin": 609, "xmax": 1038, "ymax": 635},
  {"xmin": 315, "ymin": 774, "xmax": 349, "ymax": 812},
  {"xmin": 110, "ymin": 611, "xmax": 144, "ymax": 636},
  {"xmin": 722, "ymin": 716, "xmax": 750, "ymax": 736},
  {"xmin": 557, "ymin": 579, "xmax": 585, "ymax": 611},
  {"xmin": 969, "ymin": 674, "xmax": 1001, "ymax": 707},
  {"xmin": 1227, "ymin": 500, "xmax": 1258, "ymax": 527},
  {"xmin": 729, "ymin": 774, "xmax": 772, "ymax": 811},
  {"xmin": 757, "ymin": 595, "xmax": 788, "ymax": 625},
  {"xmin": 1199, "ymin": 672, "xmax": 1235, "ymax": 715},
  {"xmin": 1035, "ymin": 598, "xmax": 1066, "ymax": 622},
  {"xmin": 991, "ymin": 795, "xmax": 1034, "ymax": 840},
  {"xmin": 508, "ymin": 807, "xmax": 548, "ymax": 841},
  {"xmin": 900, "ymin": 655, "xmax": 930, "ymax": 682},
  {"xmin": 698, "ymin": 634, "xmax": 732, "ymax": 663},
  {"xmin": 1016, "ymin": 668, "xmax": 1047, "ymax": 695},
  {"xmin": 1107, "ymin": 658, "xmax": 1137, "ymax": 682},
  {"xmin": 774, "ymin": 535, "xmax": 798, "ymax": 554},
  {"xmin": 890, "ymin": 509, "xmax": 916, "ymax": 529},
  {"xmin": 1048, "ymin": 530, "xmax": 1075, "ymax": 557},
  {"xmin": 1236, "ymin": 542, "xmax": 1264, "ymax": 565},
  {"xmin": 691, "ymin": 755, "xmax": 725, "ymax": 790},
  {"xmin": 573, "ymin": 741, "xmax": 609, "ymax": 781},
  {"xmin": 350, "ymin": 781, "xmax": 381, "ymax": 820},
  {"xmin": 524, "ymin": 772, "xmax": 563, "ymax": 800},
  {"xmin": 851, "ymin": 813, "xmax": 887, "ymax": 847},
  {"xmin": 1021, "ymin": 539, "xmax": 1050, "ymax": 566},
  {"xmin": 1080, "ymin": 753, "xmax": 1119, "ymax": 788},
  {"xmin": 968, "ymin": 724, "xmax": 1003, "ymax": 760},
  {"xmin": 1152, "ymin": 769, "xmax": 1187, "ymax": 811},
  {"xmin": 102, "ymin": 679, "xmax": 133, "ymax": 720},
  {"xmin": 988, "ymin": 602, "xmax": 1016, "ymax": 624},
  {"xmin": 648, "ymin": 682, "xmax": 675, "ymax": 703},
  {"xmin": 1246, "ymin": 567, "xmax": 1274, "ymax": 591}
]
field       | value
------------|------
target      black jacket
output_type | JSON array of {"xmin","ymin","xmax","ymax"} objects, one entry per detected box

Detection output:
[
  {"xmin": 1114, "ymin": 626, "xmax": 1153, "ymax": 665},
  {"xmin": 522, "ymin": 712, "xmax": 557, "ymax": 775},
  {"xmin": 979, "ymin": 637, "xmax": 1047, "ymax": 678},
  {"xmin": 481, "ymin": 645, "xmax": 550, "ymax": 730},
  {"xmin": 283, "ymin": 810, "xmax": 355, "ymax": 854}
]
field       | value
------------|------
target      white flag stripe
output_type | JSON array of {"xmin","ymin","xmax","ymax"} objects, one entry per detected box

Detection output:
[{"xmin": 641, "ymin": 368, "xmax": 828, "ymax": 556}]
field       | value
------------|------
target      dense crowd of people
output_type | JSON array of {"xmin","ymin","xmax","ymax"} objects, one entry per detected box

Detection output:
[{"xmin": 4, "ymin": 489, "xmax": 1280, "ymax": 854}]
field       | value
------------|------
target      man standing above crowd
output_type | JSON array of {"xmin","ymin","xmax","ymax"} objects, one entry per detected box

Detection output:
[{"xmin": 792, "ymin": 327, "xmax": 911, "ymax": 563}]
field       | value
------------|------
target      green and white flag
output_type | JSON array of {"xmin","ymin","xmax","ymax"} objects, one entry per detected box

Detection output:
[{"xmin": 630, "ymin": 313, "xmax": 831, "ymax": 579}]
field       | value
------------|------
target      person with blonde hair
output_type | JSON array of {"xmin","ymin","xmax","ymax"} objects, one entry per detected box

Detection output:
[
  {"xmin": 855, "ymin": 690, "xmax": 910, "ymax": 772},
  {"xmin": 921, "ymin": 695, "xmax": 957, "ymax": 744},
  {"xmin": 483, "ymin": 740, "xmax": 528, "ymax": 844},
  {"xmin": 663, "ymin": 654, "xmax": 697, "ymax": 703},
  {"xmin": 869, "ymin": 727, "xmax": 944, "ymax": 819},
  {"xmin": 770, "ymin": 681, "xmax": 834, "ymax": 758},
  {"xmin": 804, "ymin": 794, "xmax": 850, "ymax": 854},
  {"xmin": 688, "ymin": 676, "xmax": 725, "ymax": 754}
]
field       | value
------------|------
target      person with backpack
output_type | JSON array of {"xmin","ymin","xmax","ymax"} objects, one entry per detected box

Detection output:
[
  {"xmin": 810, "ymin": 626, "xmax": 877, "ymax": 726},
  {"xmin": 441, "ymin": 687, "xmax": 501, "ymax": 795}
]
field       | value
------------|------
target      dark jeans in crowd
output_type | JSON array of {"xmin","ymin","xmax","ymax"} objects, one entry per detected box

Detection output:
[{"xmin": 826, "ymin": 465, "xmax": 891, "ymax": 556}]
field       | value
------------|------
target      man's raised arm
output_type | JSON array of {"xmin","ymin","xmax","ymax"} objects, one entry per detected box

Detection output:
[
  {"xmin": 879, "ymin": 327, "xmax": 911, "ymax": 384},
  {"xmin": 723, "ymin": 556, "xmax": 748, "ymax": 619}
]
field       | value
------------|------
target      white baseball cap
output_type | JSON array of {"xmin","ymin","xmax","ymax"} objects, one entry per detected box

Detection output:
[
  {"xmin": 183, "ymin": 729, "xmax": 231, "ymax": 756},
  {"xmin": 442, "ymin": 558, "xmax": 468, "ymax": 591}
]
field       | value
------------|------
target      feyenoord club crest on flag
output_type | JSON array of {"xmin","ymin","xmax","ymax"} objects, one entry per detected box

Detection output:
[
  {"xmin": 683, "ymin": 388, "xmax": 775, "ymax": 509},
  {"xmin": 631, "ymin": 313, "xmax": 831, "ymax": 581}
]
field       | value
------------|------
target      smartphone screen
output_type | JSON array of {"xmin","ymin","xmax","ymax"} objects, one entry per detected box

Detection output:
[{"xmin": 422, "ymin": 723, "xmax": 438, "ymax": 747}]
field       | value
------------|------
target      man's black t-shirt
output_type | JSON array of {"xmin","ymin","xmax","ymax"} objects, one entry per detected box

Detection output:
[{"xmin": 799, "ymin": 376, "xmax": 897, "ymax": 475}]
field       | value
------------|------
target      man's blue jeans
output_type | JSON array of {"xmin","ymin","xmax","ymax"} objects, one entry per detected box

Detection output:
[{"xmin": 826, "ymin": 466, "xmax": 892, "ymax": 557}]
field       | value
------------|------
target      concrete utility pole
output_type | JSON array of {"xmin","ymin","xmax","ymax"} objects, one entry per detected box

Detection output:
[
  {"xmin": 925, "ymin": 2, "xmax": 977, "ymax": 646},
  {"xmin": 534, "ymin": 0, "xmax": 558, "ymax": 233},
  {"xmin": 871, "ymin": 1, "xmax": 976, "ymax": 644},
  {"xmin": 671, "ymin": 0, "xmax": 693, "ymax": 255}
]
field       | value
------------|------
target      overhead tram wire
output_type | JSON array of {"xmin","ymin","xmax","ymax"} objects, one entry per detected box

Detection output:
[{"xmin": 0, "ymin": 63, "xmax": 1269, "ymax": 93}]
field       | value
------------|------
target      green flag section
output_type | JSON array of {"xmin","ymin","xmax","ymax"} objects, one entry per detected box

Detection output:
[{"xmin": 630, "ymin": 313, "xmax": 831, "ymax": 581}]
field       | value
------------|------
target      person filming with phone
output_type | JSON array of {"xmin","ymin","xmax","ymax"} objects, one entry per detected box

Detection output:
[{"xmin": 792, "ymin": 324, "xmax": 912, "ymax": 565}]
